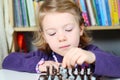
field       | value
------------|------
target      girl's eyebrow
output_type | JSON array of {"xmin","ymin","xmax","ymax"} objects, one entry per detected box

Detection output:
[
  {"xmin": 44, "ymin": 23, "xmax": 74, "ymax": 31},
  {"xmin": 44, "ymin": 28, "xmax": 56, "ymax": 31},
  {"xmin": 61, "ymin": 23, "xmax": 74, "ymax": 29},
  {"xmin": 63, "ymin": 23, "xmax": 75, "ymax": 28}
]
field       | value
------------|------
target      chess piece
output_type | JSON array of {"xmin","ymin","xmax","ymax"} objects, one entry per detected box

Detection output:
[
  {"xmin": 73, "ymin": 68, "xmax": 81, "ymax": 80},
  {"xmin": 59, "ymin": 65, "xmax": 68, "ymax": 80},
  {"xmin": 68, "ymin": 69, "xmax": 75, "ymax": 80},
  {"xmin": 80, "ymin": 68, "xmax": 85, "ymax": 80},
  {"xmin": 38, "ymin": 74, "xmax": 48, "ymax": 80},
  {"xmin": 86, "ymin": 67, "xmax": 91, "ymax": 80},
  {"xmin": 52, "ymin": 66, "xmax": 59, "ymax": 80}
]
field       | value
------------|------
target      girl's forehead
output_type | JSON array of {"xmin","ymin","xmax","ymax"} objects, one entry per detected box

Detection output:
[{"xmin": 42, "ymin": 12, "xmax": 77, "ymax": 28}]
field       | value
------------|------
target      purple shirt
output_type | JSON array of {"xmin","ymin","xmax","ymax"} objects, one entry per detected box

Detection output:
[{"xmin": 2, "ymin": 44, "xmax": 120, "ymax": 77}]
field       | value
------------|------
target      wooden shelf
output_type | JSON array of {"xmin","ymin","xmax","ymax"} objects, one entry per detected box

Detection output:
[
  {"xmin": 86, "ymin": 26, "xmax": 120, "ymax": 30},
  {"xmin": 14, "ymin": 26, "xmax": 120, "ymax": 32},
  {"xmin": 14, "ymin": 27, "xmax": 38, "ymax": 32}
]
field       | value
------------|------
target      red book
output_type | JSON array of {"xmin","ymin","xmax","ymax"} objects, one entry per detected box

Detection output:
[{"xmin": 17, "ymin": 33, "xmax": 27, "ymax": 52}]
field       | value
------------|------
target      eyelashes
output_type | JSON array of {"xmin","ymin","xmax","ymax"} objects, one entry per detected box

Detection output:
[
  {"xmin": 65, "ymin": 28, "xmax": 73, "ymax": 32},
  {"xmin": 48, "ymin": 29, "xmax": 73, "ymax": 36},
  {"xmin": 46, "ymin": 24, "xmax": 74, "ymax": 36},
  {"xmin": 49, "ymin": 32, "xmax": 56, "ymax": 36}
]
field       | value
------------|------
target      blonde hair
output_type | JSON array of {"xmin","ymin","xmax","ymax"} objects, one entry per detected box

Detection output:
[{"xmin": 33, "ymin": 0, "xmax": 91, "ymax": 53}]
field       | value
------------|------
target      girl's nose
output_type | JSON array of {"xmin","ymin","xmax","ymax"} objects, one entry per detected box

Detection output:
[{"xmin": 58, "ymin": 34, "xmax": 67, "ymax": 42}]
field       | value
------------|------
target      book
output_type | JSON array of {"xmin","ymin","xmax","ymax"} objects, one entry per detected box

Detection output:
[
  {"xmin": 85, "ymin": 0, "xmax": 96, "ymax": 26},
  {"xmin": 26, "ymin": 0, "xmax": 36, "ymax": 27},
  {"xmin": 98, "ymin": 0, "xmax": 108, "ymax": 26},
  {"xmin": 109, "ymin": 0, "xmax": 119, "ymax": 26},
  {"xmin": 104, "ymin": 0, "xmax": 112, "ymax": 26},
  {"xmin": 91, "ymin": 0, "xmax": 99, "ymax": 26},
  {"xmin": 20, "ymin": 0, "xmax": 29, "ymax": 27},
  {"xmin": 17, "ymin": 33, "xmax": 27, "ymax": 52},
  {"xmin": 118, "ymin": 0, "xmax": 120, "ymax": 24},
  {"xmin": 14, "ymin": 0, "xmax": 23, "ymax": 27},
  {"xmin": 79, "ymin": 0, "xmax": 91, "ymax": 26},
  {"xmin": 94, "ymin": 0, "xmax": 102, "ymax": 26}
]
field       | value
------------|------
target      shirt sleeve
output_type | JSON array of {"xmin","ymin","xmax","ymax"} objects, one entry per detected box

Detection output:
[
  {"xmin": 88, "ymin": 45, "xmax": 120, "ymax": 77},
  {"xmin": 35, "ymin": 58, "xmax": 45, "ymax": 73},
  {"xmin": 2, "ymin": 50, "xmax": 45, "ymax": 73}
]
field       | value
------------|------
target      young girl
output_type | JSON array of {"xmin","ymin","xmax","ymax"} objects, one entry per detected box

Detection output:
[{"xmin": 2, "ymin": 0, "xmax": 120, "ymax": 78}]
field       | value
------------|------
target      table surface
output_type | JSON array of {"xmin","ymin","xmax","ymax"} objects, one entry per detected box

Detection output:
[
  {"xmin": 0, "ymin": 69, "xmax": 120, "ymax": 80},
  {"xmin": 0, "ymin": 69, "xmax": 40, "ymax": 80}
]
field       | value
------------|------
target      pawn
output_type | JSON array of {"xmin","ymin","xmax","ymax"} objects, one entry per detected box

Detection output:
[
  {"xmin": 48, "ymin": 75, "xmax": 52, "ymax": 80},
  {"xmin": 54, "ymin": 75, "xmax": 59, "ymax": 80},
  {"xmin": 52, "ymin": 66, "xmax": 59, "ymax": 80},
  {"xmin": 38, "ymin": 74, "xmax": 48, "ymax": 80},
  {"xmin": 73, "ymin": 68, "xmax": 78, "ymax": 79},
  {"xmin": 59, "ymin": 65, "xmax": 68, "ymax": 80},
  {"xmin": 46, "ymin": 66, "xmax": 52, "ymax": 80},
  {"xmin": 73, "ymin": 68, "xmax": 81, "ymax": 80},
  {"xmin": 76, "ymin": 75, "xmax": 81, "ymax": 80},
  {"xmin": 80, "ymin": 68, "xmax": 85, "ymax": 80},
  {"xmin": 86, "ymin": 67, "xmax": 91, "ymax": 80},
  {"xmin": 68, "ymin": 69, "xmax": 75, "ymax": 80}
]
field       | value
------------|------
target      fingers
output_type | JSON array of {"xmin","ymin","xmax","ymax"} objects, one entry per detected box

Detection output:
[
  {"xmin": 77, "ymin": 55, "xmax": 86, "ymax": 65},
  {"xmin": 39, "ymin": 61, "xmax": 60, "ymax": 74},
  {"xmin": 62, "ymin": 48, "xmax": 73, "ymax": 68},
  {"xmin": 62, "ymin": 48, "xmax": 89, "ymax": 69},
  {"xmin": 62, "ymin": 48, "xmax": 81, "ymax": 68}
]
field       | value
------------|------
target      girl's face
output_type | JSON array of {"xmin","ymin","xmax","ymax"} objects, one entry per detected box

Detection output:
[{"xmin": 42, "ymin": 12, "xmax": 84, "ymax": 56}]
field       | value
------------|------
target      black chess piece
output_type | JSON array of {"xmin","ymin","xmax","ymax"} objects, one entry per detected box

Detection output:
[
  {"xmin": 80, "ymin": 68, "xmax": 85, "ymax": 80},
  {"xmin": 52, "ymin": 66, "xmax": 59, "ymax": 80},
  {"xmin": 86, "ymin": 67, "xmax": 92, "ymax": 80},
  {"xmin": 46, "ymin": 66, "xmax": 52, "ymax": 80},
  {"xmin": 57, "ymin": 65, "xmax": 63, "ymax": 80}
]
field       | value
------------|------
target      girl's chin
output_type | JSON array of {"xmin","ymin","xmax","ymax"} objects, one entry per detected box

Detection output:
[{"xmin": 57, "ymin": 50, "xmax": 68, "ymax": 56}]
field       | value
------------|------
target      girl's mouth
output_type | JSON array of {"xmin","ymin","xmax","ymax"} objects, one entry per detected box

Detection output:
[{"xmin": 59, "ymin": 45, "xmax": 70, "ymax": 49}]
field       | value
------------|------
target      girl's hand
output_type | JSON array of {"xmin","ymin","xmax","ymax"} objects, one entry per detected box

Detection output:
[
  {"xmin": 38, "ymin": 61, "xmax": 60, "ymax": 74},
  {"xmin": 62, "ymin": 48, "xmax": 96, "ymax": 68}
]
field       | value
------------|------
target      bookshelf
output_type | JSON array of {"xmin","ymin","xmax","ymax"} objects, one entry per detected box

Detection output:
[
  {"xmin": 10, "ymin": 0, "xmax": 120, "ymax": 52},
  {"xmin": 14, "ymin": 26, "xmax": 120, "ymax": 32}
]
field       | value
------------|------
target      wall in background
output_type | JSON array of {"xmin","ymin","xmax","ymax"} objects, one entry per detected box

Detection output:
[{"xmin": 92, "ymin": 30, "xmax": 120, "ymax": 56}]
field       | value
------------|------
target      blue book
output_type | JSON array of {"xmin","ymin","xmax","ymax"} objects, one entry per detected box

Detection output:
[
  {"xmin": 94, "ymin": 0, "xmax": 102, "ymax": 26},
  {"xmin": 14, "ymin": 0, "xmax": 23, "ymax": 27},
  {"xmin": 104, "ymin": 0, "xmax": 112, "ymax": 26},
  {"xmin": 91, "ymin": 0, "xmax": 100, "ymax": 26},
  {"xmin": 13, "ymin": 0, "xmax": 19, "ymax": 26},
  {"xmin": 101, "ymin": 0, "xmax": 109, "ymax": 26},
  {"xmin": 98, "ymin": 0, "xmax": 108, "ymax": 26},
  {"xmin": 20, "ymin": 0, "xmax": 29, "ymax": 27},
  {"xmin": 18, "ymin": 0, "xmax": 23, "ymax": 26}
]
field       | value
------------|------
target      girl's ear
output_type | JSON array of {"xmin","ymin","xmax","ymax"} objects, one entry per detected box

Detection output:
[{"xmin": 80, "ymin": 25, "xmax": 84, "ymax": 36}]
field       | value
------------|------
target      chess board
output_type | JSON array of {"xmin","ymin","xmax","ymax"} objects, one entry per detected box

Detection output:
[{"xmin": 38, "ymin": 65, "xmax": 97, "ymax": 80}]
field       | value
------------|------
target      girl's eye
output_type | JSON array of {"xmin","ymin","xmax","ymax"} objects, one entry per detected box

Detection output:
[
  {"xmin": 65, "ymin": 26, "xmax": 73, "ymax": 32},
  {"xmin": 46, "ymin": 29, "xmax": 56, "ymax": 36},
  {"xmin": 65, "ymin": 28, "xmax": 73, "ymax": 32},
  {"xmin": 48, "ymin": 32, "xmax": 56, "ymax": 36}
]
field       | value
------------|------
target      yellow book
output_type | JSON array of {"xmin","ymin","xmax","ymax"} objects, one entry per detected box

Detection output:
[{"xmin": 109, "ymin": 0, "xmax": 119, "ymax": 26}]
